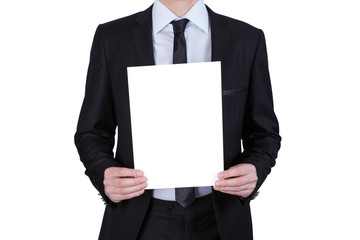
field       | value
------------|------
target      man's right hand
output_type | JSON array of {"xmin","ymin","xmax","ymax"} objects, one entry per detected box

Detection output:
[{"xmin": 103, "ymin": 167, "xmax": 147, "ymax": 203}]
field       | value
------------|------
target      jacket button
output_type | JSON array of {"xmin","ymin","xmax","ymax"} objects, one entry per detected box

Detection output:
[{"xmin": 168, "ymin": 205, "xmax": 176, "ymax": 212}]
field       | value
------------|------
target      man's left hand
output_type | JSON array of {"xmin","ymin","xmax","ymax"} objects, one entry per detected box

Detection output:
[{"xmin": 213, "ymin": 163, "xmax": 258, "ymax": 198}]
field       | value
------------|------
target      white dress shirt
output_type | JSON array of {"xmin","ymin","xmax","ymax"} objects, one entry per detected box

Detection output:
[{"xmin": 152, "ymin": 0, "xmax": 213, "ymax": 200}]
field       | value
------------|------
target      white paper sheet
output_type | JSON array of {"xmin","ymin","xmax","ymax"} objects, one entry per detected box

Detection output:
[{"xmin": 127, "ymin": 62, "xmax": 223, "ymax": 189}]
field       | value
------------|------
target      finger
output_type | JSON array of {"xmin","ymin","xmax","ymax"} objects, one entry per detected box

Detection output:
[
  {"xmin": 218, "ymin": 164, "xmax": 255, "ymax": 180},
  {"xmin": 214, "ymin": 180, "xmax": 255, "ymax": 191},
  {"xmin": 107, "ymin": 176, "xmax": 147, "ymax": 188},
  {"xmin": 215, "ymin": 176, "xmax": 247, "ymax": 188},
  {"xmin": 214, "ymin": 182, "xmax": 255, "ymax": 193},
  {"xmin": 108, "ymin": 189, "xmax": 146, "ymax": 202},
  {"xmin": 218, "ymin": 165, "xmax": 247, "ymax": 180},
  {"xmin": 213, "ymin": 185, "xmax": 254, "ymax": 198},
  {"xmin": 106, "ymin": 182, "xmax": 147, "ymax": 196},
  {"xmin": 215, "ymin": 174, "xmax": 257, "ymax": 188},
  {"xmin": 119, "ymin": 189, "xmax": 146, "ymax": 201},
  {"xmin": 106, "ymin": 167, "xmax": 144, "ymax": 178}
]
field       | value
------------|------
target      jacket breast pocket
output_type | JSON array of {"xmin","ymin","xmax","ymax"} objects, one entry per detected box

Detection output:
[{"xmin": 222, "ymin": 87, "xmax": 247, "ymax": 96}]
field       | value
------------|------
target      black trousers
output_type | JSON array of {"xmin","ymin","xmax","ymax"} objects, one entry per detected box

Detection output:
[{"xmin": 137, "ymin": 194, "xmax": 221, "ymax": 240}]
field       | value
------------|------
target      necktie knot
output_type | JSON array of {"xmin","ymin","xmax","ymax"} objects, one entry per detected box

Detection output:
[{"xmin": 171, "ymin": 19, "xmax": 189, "ymax": 34}]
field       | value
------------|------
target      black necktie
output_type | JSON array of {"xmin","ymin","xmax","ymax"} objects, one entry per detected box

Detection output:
[
  {"xmin": 171, "ymin": 19, "xmax": 189, "ymax": 64},
  {"xmin": 171, "ymin": 19, "xmax": 195, "ymax": 207}
]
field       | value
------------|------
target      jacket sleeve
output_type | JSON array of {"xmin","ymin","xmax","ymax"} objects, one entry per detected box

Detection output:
[
  {"xmin": 74, "ymin": 25, "xmax": 121, "ymax": 207},
  {"xmin": 240, "ymin": 29, "xmax": 281, "ymax": 203}
]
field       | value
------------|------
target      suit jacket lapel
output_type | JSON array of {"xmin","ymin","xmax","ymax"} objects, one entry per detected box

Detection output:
[
  {"xmin": 207, "ymin": 7, "xmax": 231, "ymax": 88},
  {"xmin": 132, "ymin": 6, "xmax": 155, "ymax": 66}
]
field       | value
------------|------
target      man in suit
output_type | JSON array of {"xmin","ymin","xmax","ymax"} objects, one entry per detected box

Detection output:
[{"xmin": 75, "ymin": 0, "xmax": 281, "ymax": 239}]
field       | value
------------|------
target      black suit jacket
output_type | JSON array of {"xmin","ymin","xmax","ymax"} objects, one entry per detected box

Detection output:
[{"xmin": 75, "ymin": 5, "xmax": 281, "ymax": 240}]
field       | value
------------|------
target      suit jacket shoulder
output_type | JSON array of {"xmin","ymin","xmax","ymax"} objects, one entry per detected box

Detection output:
[
  {"xmin": 208, "ymin": 7, "xmax": 264, "ymax": 46},
  {"xmin": 97, "ymin": 6, "xmax": 153, "ymax": 37},
  {"xmin": 91, "ymin": 6, "xmax": 154, "ymax": 68}
]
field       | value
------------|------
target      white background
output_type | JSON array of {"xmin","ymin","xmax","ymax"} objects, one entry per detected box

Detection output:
[{"xmin": 0, "ymin": 0, "xmax": 359, "ymax": 239}]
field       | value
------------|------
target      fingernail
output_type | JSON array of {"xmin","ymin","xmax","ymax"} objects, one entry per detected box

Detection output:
[
  {"xmin": 137, "ymin": 171, "xmax": 143, "ymax": 176},
  {"xmin": 216, "ymin": 181, "xmax": 221, "ymax": 187},
  {"xmin": 218, "ymin": 173, "xmax": 223, "ymax": 179}
]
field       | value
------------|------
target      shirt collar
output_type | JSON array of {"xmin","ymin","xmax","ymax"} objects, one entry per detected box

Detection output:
[{"xmin": 152, "ymin": 0, "xmax": 209, "ymax": 34}]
